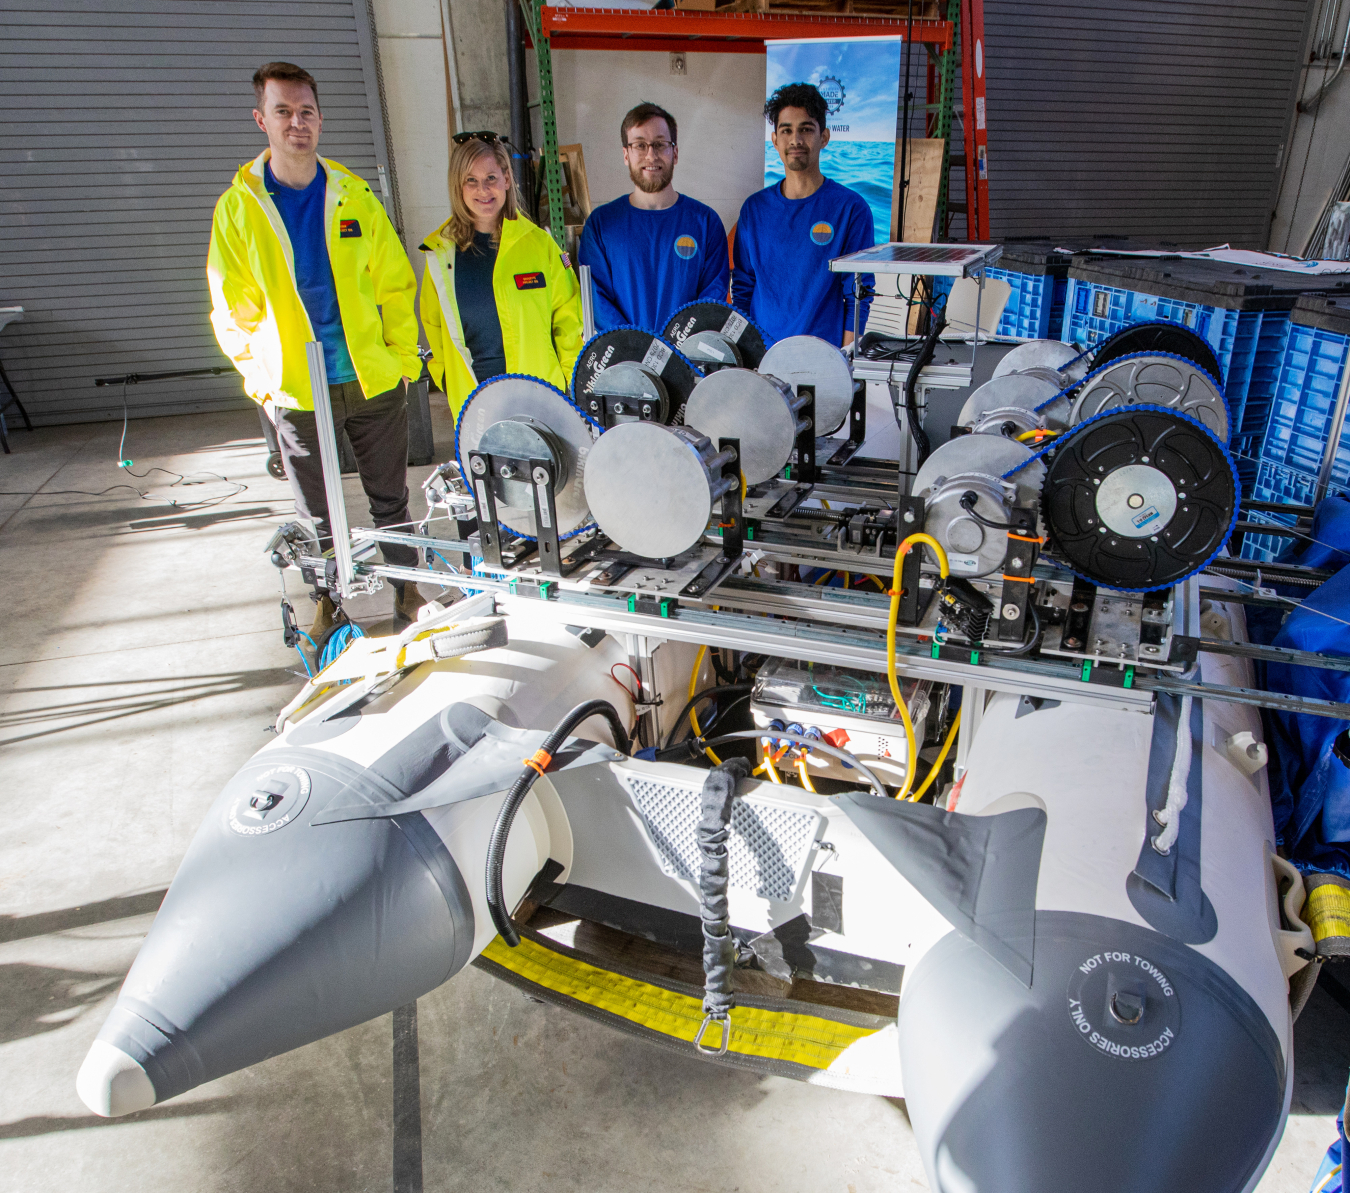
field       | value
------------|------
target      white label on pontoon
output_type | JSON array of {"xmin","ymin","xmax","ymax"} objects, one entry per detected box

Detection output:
[
  {"xmin": 641, "ymin": 339, "xmax": 672, "ymax": 373},
  {"xmin": 947, "ymin": 554, "xmax": 980, "ymax": 574}
]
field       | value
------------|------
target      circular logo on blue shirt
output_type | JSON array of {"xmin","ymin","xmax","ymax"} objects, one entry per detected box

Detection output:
[
  {"xmin": 674, "ymin": 234, "xmax": 698, "ymax": 259},
  {"xmin": 810, "ymin": 222, "xmax": 835, "ymax": 246}
]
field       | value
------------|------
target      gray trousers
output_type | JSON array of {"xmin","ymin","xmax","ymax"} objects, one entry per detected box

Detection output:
[{"xmin": 273, "ymin": 380, "xmax": 419, "ymax": 575}]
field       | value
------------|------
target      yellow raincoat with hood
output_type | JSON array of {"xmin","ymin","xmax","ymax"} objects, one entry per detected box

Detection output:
[
  {"xmin": 207, "ymin": 150, "xmax": 419, "ymax": 409},
  {"xmin": 418, "ymin": 213, "xmax": 583, "ymax": 417}
]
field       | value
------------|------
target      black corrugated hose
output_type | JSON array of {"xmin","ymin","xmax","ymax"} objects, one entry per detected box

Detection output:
[
  {"xmin": 904, "ymin": 310, "xmax": 947, "ymax": 469},
  {"xmin": 693, "ymin": 757, "xmax": 752, "ymax": 1056},
  {"xmin": 486, "ymin": 699, "xmax": 631, "ymax": 947}
]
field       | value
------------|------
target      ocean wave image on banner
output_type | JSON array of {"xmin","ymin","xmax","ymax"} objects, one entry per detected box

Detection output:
[{"xmin": 764, "ymin": 140, "xmax": 891, "ymax": 246}]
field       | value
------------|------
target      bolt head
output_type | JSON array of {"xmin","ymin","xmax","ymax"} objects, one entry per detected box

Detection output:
[
  {"xmin": 1002, "ymin": 603, "xmax": 1021, "ymax": 620},
  {"xmin": 532, "ymin": 466, "xmax": 549, "ymax": 485},
  {"xmin": 641, "ymin": 403, "xmax": 653, "ymax": 416},
  {"xmin": 499, "ymin": 463, "xmax": 516, "ymax": 479},
  {"xmin": 470, "ymin": 456, "xmax": 486, "ymax": 475}
]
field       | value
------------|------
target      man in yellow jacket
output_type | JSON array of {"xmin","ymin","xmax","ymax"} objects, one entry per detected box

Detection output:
[{"xmin": 208, "ymin": 61, "xmax": 426, "ymax": 636}]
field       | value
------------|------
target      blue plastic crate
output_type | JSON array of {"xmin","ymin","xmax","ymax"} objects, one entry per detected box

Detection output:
[
  {"xmin": 1231, "ymin": 432, "xmax": 1261, "ymax": 500},
  {"xmin": 1239, "ymin": 461, "xmax": 1322, "ymax": 563},
  {"xmin": 1063, "ymin": 278, "xmax": 1242, "ymax": 386},
  {"xmin": 1239, "ymin": 311, "xmax": 1292, "ymax": 439},
  {"xmin": 1259, "ymin": 323, "xmax": 1350, "ymax": 483},
  {"xmin": 984, "ymin": 267, "xmax": 1054, "ymax": 339},
  {"xmin": 1049, "ymin": 276, "xmax": 1069, "ymax": 341},
  {"xmin": 928, "ymin": 271, "xmax": 1054, "ymax": 340}
]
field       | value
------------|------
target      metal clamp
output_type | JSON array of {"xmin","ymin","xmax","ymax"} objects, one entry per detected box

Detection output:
[{"xmin": 694, "ymin": 1012, "xmax": 731, "ymax": 1056}]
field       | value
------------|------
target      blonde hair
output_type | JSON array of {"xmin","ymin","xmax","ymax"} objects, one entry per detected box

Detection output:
[{"xmin": 447, "ymin": 138, "xmax": 520, "ymax": 251}]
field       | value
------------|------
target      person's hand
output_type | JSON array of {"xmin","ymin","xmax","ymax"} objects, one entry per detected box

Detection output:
[{"xmin": 402, "ymin": 376, "xmax": 411, "ymax": 388}]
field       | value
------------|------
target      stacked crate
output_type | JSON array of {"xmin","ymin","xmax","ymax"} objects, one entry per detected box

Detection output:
[{"xmin": 1242, "ymin": 295, "xmax": 1350, "ymax": 562}]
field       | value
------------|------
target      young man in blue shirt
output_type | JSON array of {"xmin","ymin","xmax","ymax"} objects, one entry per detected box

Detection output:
[
  {"xmin": 732, "ymin": 83, "xmax": 874, "ymax": 346},
  {"xmin": 578, "ymin": 102, "xmax": 729, "ymax": 333}
]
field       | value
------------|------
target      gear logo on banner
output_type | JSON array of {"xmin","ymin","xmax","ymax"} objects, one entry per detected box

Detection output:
[
  {"xmin": 674, "ymin": 234, "xmax": 698, "ymax": 260},
  {"xmin": 810, "ymin": 222, "xmax": 834, "ymax": 246},
  {"xmin": 817, "ymin": 73, "xmax": 847, "ymax": 116}
]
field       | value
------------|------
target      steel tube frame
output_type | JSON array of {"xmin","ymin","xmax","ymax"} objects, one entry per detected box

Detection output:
[{"xmin": 305, "ymin": 341, "xmax": 356, "ymax": 598}]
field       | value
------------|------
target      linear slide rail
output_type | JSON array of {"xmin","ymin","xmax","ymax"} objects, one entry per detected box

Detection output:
[{"xmin": 344, "ymin": 553, "xmax": 1350, "ymax": 720}]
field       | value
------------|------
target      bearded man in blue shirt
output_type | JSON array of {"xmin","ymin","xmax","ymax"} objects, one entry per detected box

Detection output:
[
  {"xmin": 732, "ymin": 83, "xmax": 874, "ymax": 346},
  {"xmin": 579, "ymin": 102, "xmax": 729, "ymax": 334}
]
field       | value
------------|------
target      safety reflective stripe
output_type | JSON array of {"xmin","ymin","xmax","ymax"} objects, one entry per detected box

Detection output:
[
  {"xmin": 423, "ymin": 236, "xmax": 474, "ymax": 375},
  {"xmin": 1305, "ymin": 880, "xmax": 1350, "ymax": 948},
  {"xmin": 479, "ymin": 934, "xmax": 879, "ymax": 1069}
]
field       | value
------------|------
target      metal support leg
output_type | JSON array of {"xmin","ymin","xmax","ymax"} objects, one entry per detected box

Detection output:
[
  {"xmin": 953, "ymin": 685, "xmax": 986, "ymax": 779},
  {"xmin": 306, "ymin": 341, "xmax": 356, "ymax": 599},
  {"xmin": 579, "ymin": 264, "xmax": 596, "ymax": 342}
]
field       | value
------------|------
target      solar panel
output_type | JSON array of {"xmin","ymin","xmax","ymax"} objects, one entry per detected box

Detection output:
[{"xmin": 829, "ymin": 243, "xmax": 1003, "ymax": 276}]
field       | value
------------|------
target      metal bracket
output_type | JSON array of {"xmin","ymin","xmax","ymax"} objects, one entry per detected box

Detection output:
[
  {"xmin": 789, "ymin": 385, "xmax": 817, "ymax": 485},
  {"xmin": 995, "ymin": 508, "xmax": 1039, "ymax": 642}
]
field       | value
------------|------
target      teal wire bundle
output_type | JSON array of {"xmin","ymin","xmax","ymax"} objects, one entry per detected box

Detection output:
[
  {"xmin": 319, "ymin": 621, "xmax": 366, "ymax": 673},
  {"xmin": 293, "ymin": 630, "xmax": 319, "ymax": 677}
]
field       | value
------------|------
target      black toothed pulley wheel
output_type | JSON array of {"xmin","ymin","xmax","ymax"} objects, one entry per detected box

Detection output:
[
  {"xmin": 1041, "ymin": 406, "xmax": 1238, "ymax": 591},
  {"xmin": 1090, "ymin": 321, "xmax": 1223, "ymax": 387},
  {"xmin": 662, "ymin": 301, "xmax": 768, "ymax": 370},
  {"xmin": 571, "ymin": 327, "xmax": 701, "ymax": 424}
]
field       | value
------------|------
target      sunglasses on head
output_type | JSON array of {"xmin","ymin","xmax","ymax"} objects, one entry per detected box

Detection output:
[{"xmin": 454, "ymin": 130, "xmax": 509, "ymax": 146}]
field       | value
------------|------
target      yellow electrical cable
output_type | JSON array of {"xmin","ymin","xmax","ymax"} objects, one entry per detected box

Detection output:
[
  {"xmin": 687, "ymin": 643, "xmax": 722, "ymax": 765},
  {"xmin": 843, "ymin": 571, "xmax": 851, "ymax": 588},
  {"xmin": 1015, "ymin": 428, "xmax": 1062, "ymax": 444},
  {"xmin": 908, "ymin": 708, "xmax": 962, "ymax": 803},
  {"xmin": 760, "ymin": 754, "xmax": 782, "ymax": 783},
  {"xmin": 813, "ymin": 570, "xmax": 836, "ymax": 586},
  {"xmin": 888, "ymin": 533, "xmax": 950, "ymax": 801},
  {"xmin": 795, "ymin": 757, "xmax": 817, "ymax": 793}
]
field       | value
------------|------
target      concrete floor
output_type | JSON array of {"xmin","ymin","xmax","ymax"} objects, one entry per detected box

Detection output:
[{"xmin": 1, "ymin": 402, "xmax": 1348, "ymax": 1193}]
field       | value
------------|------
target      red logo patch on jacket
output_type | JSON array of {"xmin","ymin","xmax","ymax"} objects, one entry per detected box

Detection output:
[
  {"xmin": 339, "ymin": 219, "xmax": 362, "ymax": 238},
  {"xmin": 514, "ymin": 272, "xmax": 546, "ymax": 290}
]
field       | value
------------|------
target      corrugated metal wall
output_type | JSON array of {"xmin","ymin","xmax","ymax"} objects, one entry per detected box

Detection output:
[
  {"xmin": 0, "ymin": 0, "xmax": 398, "ymax": 425},
  {"xmin": 980, "ymin": 0, "xmax": 1312, "ymax": 247}
]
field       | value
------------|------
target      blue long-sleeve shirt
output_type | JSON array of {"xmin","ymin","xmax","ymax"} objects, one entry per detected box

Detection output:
[
  {"xmin": 578, "ymin": 193, "xmax": 729, "ymax": 333},
  {"xmin": 731, "ymin": 178, "xmax": 874, "ymax": 344}
]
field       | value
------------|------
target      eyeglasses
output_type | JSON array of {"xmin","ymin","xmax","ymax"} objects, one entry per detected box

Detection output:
[
  {"xmin": 624, "ymin": 139, "xmax": 675, "ymax": 157},
  {"xmin": 454, "ymin": 130, "xmax": 506, "ymax": 146}
]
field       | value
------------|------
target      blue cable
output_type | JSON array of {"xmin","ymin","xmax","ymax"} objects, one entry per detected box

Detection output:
[{"xmin": 319, "ymin": 621, "xmax": 366, "ymax": 673}]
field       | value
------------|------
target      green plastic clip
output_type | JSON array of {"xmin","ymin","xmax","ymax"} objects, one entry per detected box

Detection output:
[
  {"xmin": 931, "ymin": 642, "xmax": 941, "ymax": 659},
  {"xmin": 1123, "ymin": 666, "xmax": 1135, "ymax": 689},
  {"xmin": 627, "ymin": 593, "xmax": 638, "ymax": 612},
  {"xmin": 970, "ymin": 650, "xmax": 980, "ymax": 665},
  {"xmin": 659, "ymin": 598, "xmax": 674, "ymax": 618},
  {"xmin": 1081, "ymin": 659, "xmax": 1093, "ymax": 682},
  {"xmin": 539, "ymin": 580, "xmax": 556, "ymax": 600}
]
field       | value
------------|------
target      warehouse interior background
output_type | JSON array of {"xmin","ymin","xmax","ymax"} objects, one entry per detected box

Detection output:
[{"xmin": 6, "ymin": 2, "xmax": 1350, "ymax": 1192}]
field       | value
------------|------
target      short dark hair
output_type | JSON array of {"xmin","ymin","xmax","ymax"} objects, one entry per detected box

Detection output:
[
  {"xmin": 621, "ymin": 102, "xmax": 677, "ymax": 146},
  {"xmin": 253, "ymin": 62, "xmax": 320, "ymax": 111},
  {"xmin": 765, "ymin": 83, "xmax": 827, "ymax": 131}
]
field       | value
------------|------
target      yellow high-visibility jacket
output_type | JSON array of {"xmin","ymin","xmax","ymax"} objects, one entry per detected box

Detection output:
[
  {"xmin": 418, "ymin": 213, "xmax": 583, "ymax": 417},
  {"xmin": 207, "ymin": 151, "xmax": 420, "ymax": 409}
]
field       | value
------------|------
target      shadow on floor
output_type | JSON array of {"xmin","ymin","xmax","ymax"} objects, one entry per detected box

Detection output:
[
  {"xmin": 0, "ymin": 961, "xmax": 124, "ymax": 1046},
  {"xmin": 0, "ymin": 1098, "xmax": 234, "ymax": 1140},
  {"xmin": 0, "ymin": 668, "xmax": 297, "ymax": 746},
  {"xmin": 0, "ymin": 889, "xmax": 167, "ymax": 944}
]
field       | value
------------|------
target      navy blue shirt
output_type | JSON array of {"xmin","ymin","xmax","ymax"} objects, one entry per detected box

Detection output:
[
  {"xmin": 265, "ymin": 162, "xmax": 357, "ymax": 384},
  {"xmin": 731, "ymin": 178, "xmax": 874, "ymax": 344},
  {"xmin": 579, "ymin": 193, "xmax": 729, "ymax": 333},
  {"xmin": 454, "ymin": 231, "xmax": 507, "ymax": 384}
]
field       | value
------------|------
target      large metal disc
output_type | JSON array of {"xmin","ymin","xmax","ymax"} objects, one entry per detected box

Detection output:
[
  {"xmin": 663, "ymin": 302, "xmax": 769, "ymax": 370},
  {"xmin": 1070, "ymin": 353, "xmax": 1229, "ymax": 442},
  {"xmin": 1090, "ymin": 320, "xmax": 1224, "ymax": 385},
  {"xmin": 758, "ymin": 335, "xmax": 854, "ymax": 435},
  {"xmin": 572, "ymin": 328, "xmax": 701, "ymax": 423},
  {"xmin": 913, "ymin": 431, "xmax": 1046, "ymax": 508},
  {"xmin": 685, "ymin": 368, "xmax": 798, "ymax": 485},
  {"xmin": 584, "ymin": 422, "xmax": 718, "ymax": 558},
  {"xmin": 992, "ymin": 339, "xmax": 1082, "ymax": 379},
  {"xmin": 455, "ymin": 375, "xmax": 599, "ymax": 538},
  {"xmin": 1040, "ymin": 406, "xmax": 1238, "ymax": 591},
  {"xmin": 959, "ymin": 373, "xmax": 1068, "ymax": 431}
]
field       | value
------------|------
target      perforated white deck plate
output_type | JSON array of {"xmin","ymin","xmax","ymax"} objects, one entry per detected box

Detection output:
[{"xmin": 619, "ymin": 772, "xmax": 823, "ymax": 903}]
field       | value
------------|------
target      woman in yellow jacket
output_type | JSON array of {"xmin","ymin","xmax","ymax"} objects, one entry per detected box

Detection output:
[{"xmin": 419, "ymin": 133, "xmax": 583, "ymax": 417}]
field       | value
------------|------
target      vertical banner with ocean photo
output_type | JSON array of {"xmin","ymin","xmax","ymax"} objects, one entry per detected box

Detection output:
[{"xmin": 764, "ymin": 37, "xmax": 903, "ymax": 246}]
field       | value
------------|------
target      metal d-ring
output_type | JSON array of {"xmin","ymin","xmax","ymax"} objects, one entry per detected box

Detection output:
[{"xmin": 694, "ymin": 1013, "xmax": 731, "ymax": 1056}]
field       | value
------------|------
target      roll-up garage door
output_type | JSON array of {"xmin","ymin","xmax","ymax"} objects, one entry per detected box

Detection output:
[
  {"xmin": 980, "ymin": 0, "xmax": 1311, "ymax": 247},
  {"xmin": 0, "ymin": 0, "xmax": 400, "ymax": 425}
]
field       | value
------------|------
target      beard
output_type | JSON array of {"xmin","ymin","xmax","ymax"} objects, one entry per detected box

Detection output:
[
  {"xmin": 785, "ymin": 151, "xmax": 811, "ymax": 172},
  {"xmin": 629, "ymin": 159, "xmax": 674, "ymax": 193}
]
